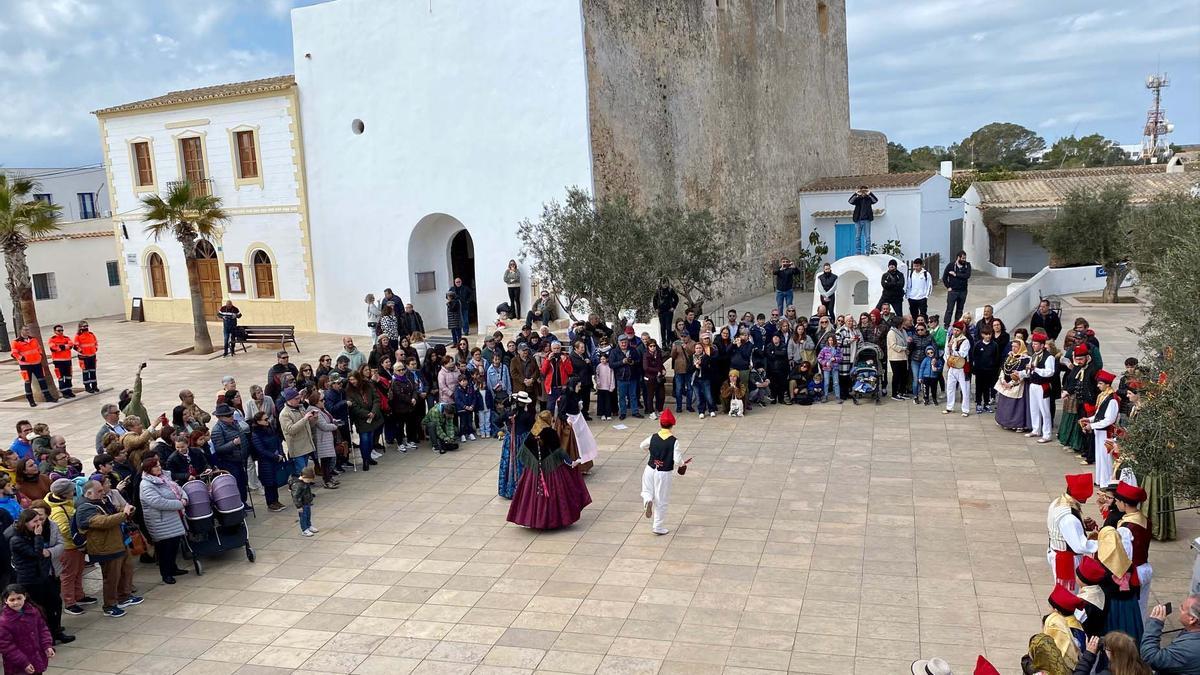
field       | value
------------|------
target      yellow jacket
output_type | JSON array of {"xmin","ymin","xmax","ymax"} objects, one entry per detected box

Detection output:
[{"xmin": 45, "ymin": 491, "xmax": 79, "ymax": 550}]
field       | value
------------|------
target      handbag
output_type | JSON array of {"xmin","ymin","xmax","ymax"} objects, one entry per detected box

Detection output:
[
  {"xmin": 947, "ymin": 354, "xmax": 966, "ymax": 369},
  {"xmin": 127, "ymin": 527, "xmax": 147, "ymax": 557}
]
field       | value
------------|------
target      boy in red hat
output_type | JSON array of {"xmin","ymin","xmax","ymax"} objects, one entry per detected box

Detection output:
[
  {"xmin": 1043, "ymin": 584, "xmax": 1087, "ymax": 669},
  {"xmin": 1113, "ymin": 480, "xmax": 1153, "ymax": 613},
  {"xmin": 1075, "ymin": 556, "xmax": 1109, "ymax": 637},
  {"xmin": 1025, "ymin": 329, "xmax": 1056, "ymax": 442},
  {"xmin": 638, "ymin": 408, "xmax": 685, "ymax": 535},
  {"xmin": 1047, "ymin": 473, "xmax": 1098, "ymax": 591},
  {"xmin": 1081, "ymin": 370, "xmax": 1119, "ymax": 486}
]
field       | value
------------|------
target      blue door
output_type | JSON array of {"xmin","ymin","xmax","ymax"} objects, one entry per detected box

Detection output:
[{"xmin": 834, "ymin": 223, "xmax": 855, "ymax": 260}]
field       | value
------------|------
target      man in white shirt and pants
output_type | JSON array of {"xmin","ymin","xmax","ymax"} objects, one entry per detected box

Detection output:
[{"xmin": 905, "ymin": 257, "xmax": 933, "ymax": 320}]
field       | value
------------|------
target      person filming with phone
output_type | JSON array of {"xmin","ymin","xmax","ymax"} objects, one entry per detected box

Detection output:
[{"xmin": 1139, "ymin": 595, "xmax": 1200, "ymax": 674}]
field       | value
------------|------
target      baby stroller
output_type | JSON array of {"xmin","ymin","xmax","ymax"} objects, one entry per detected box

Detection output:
[
  {"xmin": 180, "ymin": 472, "xmax": 255, "ymax": 575},
  {"xmin": 850, "ymin": 344, "xmax": 883, "ymax": 405}
]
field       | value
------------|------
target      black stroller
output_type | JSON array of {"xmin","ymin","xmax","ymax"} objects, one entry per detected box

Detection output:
[{"xmin": 181, "ymin": 472, "xmax": 255, "ymax": 575}]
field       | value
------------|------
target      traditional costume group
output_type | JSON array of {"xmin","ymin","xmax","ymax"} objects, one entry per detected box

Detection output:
[
  {"xmin": 638, "ymin": 409, "xmax": 686, "ymax": 535},
  {"xmin": 504, "ymin": 409, "xmax": 592, "ymax": 529}
]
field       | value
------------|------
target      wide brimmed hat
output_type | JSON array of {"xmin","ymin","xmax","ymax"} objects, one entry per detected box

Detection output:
[
  {"xmin": 910, "ymin": 658, "xmax": 953, "ymax": 675},
  {"xmin": 513, "ymin": 391, "xmax": 532, "ymax": 404}
]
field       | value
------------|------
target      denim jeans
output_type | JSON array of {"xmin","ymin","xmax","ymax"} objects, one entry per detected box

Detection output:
[
  {"xmin": 910, "ymin": 361, "xmax": 924, "ymax": 397},
  {"xmin": 459, "ymin": 305, "xmax": 470, "ymax": 334},
  {"xmin": 451, "ymin": 327, "xmax": 462, "ymax": 344},
  {"xmin": 854, "ymin": 219, "xmax": 871, "ymax": 254},
  {"xmin": 673, "ymin": 374, "xmax": 692, "ymax": 411},
  {"xmin": 298, "ymin": 504, "xmax": 312, "ymax": 532},
  {"xmin": 223, "ymin": 327, "xmax": 237, "ymax": 355},
  {"xmin": 358, "ymin": 430, "xmax": 376, "ymax": 465},
  {"xmin": 775, "ymin": 290, "xmax": 793, "ymax": 316},
  {"xmin": 822, "ymin": 371, "xmax": 840, "ymax": 399},
  {"xmin": 694, "ymin": 380, "xmax": 715, "ymax": 413},
  {"xmin": 616, "ymin": 380, "xmax": 639, "ymax": 416},
  {"xmin": 291, "ymin": 455, "xmax": 308, "ymax": 477}
]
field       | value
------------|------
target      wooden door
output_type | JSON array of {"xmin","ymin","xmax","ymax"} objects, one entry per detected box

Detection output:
[
  {"xmin": 196, "ymin": 258, "xmax": 221, "ymax": 319},
  {"xmin": 834, "ymin": 222, "xmax": 855, "ymax": 259},
  {"xmin": 180, "ymin": 137, "xmax": 205, "ymax": 183}
]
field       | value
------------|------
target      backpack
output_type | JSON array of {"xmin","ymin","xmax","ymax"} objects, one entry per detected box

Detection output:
[{"xmin": 57, "ymin": 503, "xmax": 87, "ymax": 549}]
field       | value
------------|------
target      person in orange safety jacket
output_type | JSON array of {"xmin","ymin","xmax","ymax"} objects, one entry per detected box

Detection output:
[
  {"xmin": 47, "ymin": 324, "xmax": 76, "ymax": 398},
  {"xmin": 73, "ymin": 320, "xmax": 99, "ymax": 393},
  {"xmin": 10, "ymin": 326, "xmax": 55, "ymax": 407}
]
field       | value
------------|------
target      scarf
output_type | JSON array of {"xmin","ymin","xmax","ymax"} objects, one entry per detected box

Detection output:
[
  {"xmin": 1027, "ymin": 632, "xmax": 1070, "ymax": 675},
  {"xmin": 1097, "ymin": 526, "xmax": 1132, "ymax": 578}
]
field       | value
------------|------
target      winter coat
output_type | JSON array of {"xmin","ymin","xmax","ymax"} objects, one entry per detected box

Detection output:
[
  {"xmin": 311, "ymin": 407, "xmax": 339, "ymax": 460},
  {"xmin": 970, "ymin": 339, "xmax": 1001, "ymax": 371},
  {"xmin": 880, "ymin": 269, "xmax": 905, "ymax": 301},
  {"xmin": 278, "ymin": 404, "xmax": 317, "ymax": 459},
  {"xmin": 400, "ymin": 310, "xmax": 425, "ymax": 336},
  {"xmin": 446, "ymin": 297, "xmax": 462, "ymax": 329},
  {"xmin": 347, "ymin": 386, "xmax": 383, "ymax": 433},
  {"xmin": 323, "ymin": 386, "xmax": 349, "ymax": 424},
  {"xmin": 909, "ymin": 332, "xmax": 934, "ymax": 361},
  {"xmin": 289, "ymin": 479, "xmax": 314, "ymax": 509},
  {"xmin": 165, "ymin": 448, "xmax": 209, "ymax": 485},
  {"xmin": 210, "ymin": 420, "xmax": 248, "ymax": 466},
  {"xmin": 45, "ymin": 492, "xmax": 78, "ymax": 552},
  {"xmin": 726, "ymin": 342, "xmax": 753, "ymax": 372},
  {"xmin": 942, "ymin": 260, "xmax": 972, "ymax": 292},
  {"xmin": 817, "ymin": 346, "xmax": 841, "ymax": 373},
  {"xmin": 422, "ymin": 405, "xmax": 458, "ymax": 443},
  {"xmin": 595, "ymin": 362, "xmax": 615, "ymax": 391},
  {"xmin": 0, "ymin": 604, "xmax": 53, "ymax": 675},
  {"xmin": 642, "ymin": 348, "xmax": 666, "ymax": 382},
  {"xmin": 437, "ymin": 366, "xmax": 460, "ymax": 404},
  {"xmin": 610, "ymin": 345, "xmax": 639, "ymax": 381},
  {"xmin": 250, "ymin": 426, "xmax": 288, "ymax": 488},
  {"xmin": 848, "ymin": 191, "xmax": 878, "ymax": 221},
  {"xmin": 1140, "ymin": 618, "xmax": 1200, "ymax": 674},
  {"xmin": 540, "ymin": 354, "xmax": 574, "ymax": 393},
  {"xmin": 138, "ymin": 472, "xmax": 186, "ymax": 541},
  {"xmin": 453, "ymin": 386, "xmax": 480, "ymax": 413},
  {"xmin": 886, "ymin": 328, "xmax": 909, "ymax": 362},
  {"xmin": 509, "ymin": 354, "xmax": 539, "ymax": 395},
  {"xmin": 485, "ymin": 363, "xmax": 512, "ymax": 395},
  {"xmin": 763, "ymin": 343, "xmax": 790, "ymax": 375},
  {"xmin": 7, "ymin": 525, "xmax": 58, "ymax": 584}
]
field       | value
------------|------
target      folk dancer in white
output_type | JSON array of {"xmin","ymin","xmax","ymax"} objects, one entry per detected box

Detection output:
[
  {"xmin": 943, "ymin": 321, "xmax": 971, "ymax": 416},
  {"xmin": 1081, "ymin": 370, "xmax": 1120, "ymax": 486},
  {"xmin": 639, "ymin": 408, "xmax": 685, "ymax": 535},
  {"xmin": 1026, "ymin": 329, "xmax": 1056, "ymax": 443},
  {"xmin": 1047, "ymin": 473, "xmax": 1099, "ymax": 591}
]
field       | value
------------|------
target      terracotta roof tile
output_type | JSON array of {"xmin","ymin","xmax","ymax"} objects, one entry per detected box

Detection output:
[
  {"xmin": 798, "ymin": 171, "xmax": 937, "ymax": 192},
  {"xmin": 973, "ymin": 170, "xmax": 1198, "ymax": 209},
  {"xmin": 810, "ymin": 208, "xmax": 885, "ymax": 218},
  {"xmin": 93, "ymin": 75, "xmax": 295, "ymax": 115}
]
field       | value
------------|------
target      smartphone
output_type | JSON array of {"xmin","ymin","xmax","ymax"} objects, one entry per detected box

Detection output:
[
  {"xmin": 141, "ymin": 362, "xmax": 148, "ymax": 369},
  {"xmin": 1164, "ymin": 602, "xmax": 1173, "ymax": 616}
]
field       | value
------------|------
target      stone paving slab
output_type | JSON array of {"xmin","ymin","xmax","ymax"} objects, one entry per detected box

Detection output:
[{"xmin": 0, "ymin": 302, "xmax": 1187, "ymax": 675}]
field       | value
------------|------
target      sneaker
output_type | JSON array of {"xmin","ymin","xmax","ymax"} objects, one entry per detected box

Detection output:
[
  {"xmin": 103, "ymin": 606, "xmax": 126, "ymax": 618},
  {"xmin": 468, "ymin": 434, "xmax": 477, "ymax": 441},
  {"xmin": 268, "ymin": 502, "xmax": 286, "ymax": 512},
  {"xmin": 308, "ymin": 526, "xmax": 319, "ymax": 533},
  {"xmin": 406, "ymin": 441, "xmax": 418, "ymax": 449},
  {"xmin": 975, "ymin": 405, "xmax": 984, "ymax": 414},
  {"xmin": 55, "ymin": 633, "xmax": 76, "ymax": 644},
  {"xmin": 459, "ymin": 435, "xmax": 467, "ymax": 443},
  {"xmin": 961, "ymin": 412, "xmax": 969, "ymax": 417},
  {"xmin": 1024, "ymin": 431, "xmax": 1039, "ymax": 438},
  {"xmin": 914, "ymin": 398, "xmax": 921, "ymax": 406},
  {"xmin": 398, "ymin": 445, "xmax": 408, "ymax": 454},
  {"xmin": 63, "ymin": 604, "xmax": 85, "ymax": 616},
  {"xmin": 370, "ymin": 450, "xmax": 383, "ymax": 460},
  {"xmin": 117, "ymin": 596, "xmax": 144, "ymax": 608},
  {"xmin": 698, "ymin": 413, "xmax": 705, "ymax": 420},
  {"xmin": 301, "ymin": 529, "xmax": 314, "ymax": 537},
  {"xmin": 708, "ymin": 411, "xmax": 716, "ymax": 418},
  {"xmin": 649, "ymin": 412, "xmax": 657, "ymax": 420},
  {"xmin": 78, "ymin": 596, "xmax": 98, "ymax": 605},
  {"xmin": 891, "ymin": 395, "xmax": 903, "ymax": 401}
]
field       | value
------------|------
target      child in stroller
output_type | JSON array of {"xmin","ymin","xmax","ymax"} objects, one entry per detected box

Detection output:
[{"xmin": 849, "ymin": 344, "xmax": 882, "ymax": 405}]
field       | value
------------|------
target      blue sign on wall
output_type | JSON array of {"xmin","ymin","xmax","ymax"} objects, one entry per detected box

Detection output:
[{"xmin": 1095, "ymin": 266, "xmax": 1106, "ymax": 277}]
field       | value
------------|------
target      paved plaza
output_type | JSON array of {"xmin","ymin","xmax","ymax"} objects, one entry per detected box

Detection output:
[{"xmin": 1, "ymin": 300, "xmax": 1195, "ymax": 675}]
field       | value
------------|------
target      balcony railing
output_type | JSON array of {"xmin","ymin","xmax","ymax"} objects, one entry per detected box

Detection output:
[{"xmin": 166, "ymin": 178, "xmax": 214, "ymax": 198}]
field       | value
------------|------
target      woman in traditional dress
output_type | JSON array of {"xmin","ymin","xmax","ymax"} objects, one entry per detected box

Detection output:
[
  {"xmin": 1082, "ymin": 370, "xmax": 1119, "ymax": 484},
  {"xmin": 506, "ymin": 410, "xmax": 591, "ymax": 529},
  {"xmin": 994, "ymin": 338, "xmax": 1032, "ymax": 431},
  {"xmin": 1096, "ymin": 525, "xmax": 1143, "ymax": 642},
  {"xmin": 498, "ymin": 391, "xmax": 535, "ymax": 499},
  {"xmin": 553, "ymin": 378, "xmax": 593, "ymax": 475},
  {"xmin": 1057, "ymin": 345, "xmax": 1097, "ymax": 456}
]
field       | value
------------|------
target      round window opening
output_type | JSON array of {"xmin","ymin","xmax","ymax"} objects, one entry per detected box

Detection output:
[{"xmin": 351, "ymin": 118, "xmax": 365, "ymax": 135}]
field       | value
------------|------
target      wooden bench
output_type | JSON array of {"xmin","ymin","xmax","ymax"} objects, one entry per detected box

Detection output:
[{"xmin": 235, "ymin": 325, "xmax": 300, "ymax": 353}]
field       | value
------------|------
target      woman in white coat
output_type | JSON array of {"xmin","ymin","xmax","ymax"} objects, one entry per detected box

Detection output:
[{"xmin": 1081, "ymin": 370, "xmax": 1119, "ymax": 486}]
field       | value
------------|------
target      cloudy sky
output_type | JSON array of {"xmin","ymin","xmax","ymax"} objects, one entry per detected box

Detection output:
[{"xmin": 2, "ymin": 0, "xmax": 1197, "ymax": 167}]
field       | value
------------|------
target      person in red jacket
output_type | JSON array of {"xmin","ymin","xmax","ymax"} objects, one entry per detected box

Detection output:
[
  {"xmin": 9, "ymin": 328, "xmax": 54, "ymax": 407},
  {"xmin": 72, "ymin": 320, "xmax": 99, "ymax": 393},
  {"xmin": 46, "ymin": 325, "xmax": 75, "ymax": 399},
  {"xmin": 540, "ymin": 341, "xmax": 573, "ymax": 415}
]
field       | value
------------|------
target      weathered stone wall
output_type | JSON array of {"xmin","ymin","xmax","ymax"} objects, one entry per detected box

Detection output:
[
  {"xmin": 582, "ymin": 0, "xmax": 851, "ymax": 301},
  {"xmin": 849, "ymin": 129, "xmax": 888, "ymax": 176}
]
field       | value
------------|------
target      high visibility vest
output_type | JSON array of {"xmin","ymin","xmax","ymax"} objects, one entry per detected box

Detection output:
[
  {"xmin": 74, "ymin": 331, "xmax": 98, "ymax": 357},
  {"xmin": 10, "ymin": 338, "xmax": 43, "ymax": 365},
  {"xmin": 48, "ymin": 334, "xmax": 73, "ymax": 361}
]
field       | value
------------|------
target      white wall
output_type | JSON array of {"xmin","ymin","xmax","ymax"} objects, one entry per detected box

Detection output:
[
  {"xmin": 2, "ymin": 168, "xmax": 110, "ymax": 222},
  {"xmin": 978, "ymin": 264, "xmax": 1137, "ymax": 332},
  {"xmin": 961, "ymin": 186, "xmax": 1011, "ymax": 278},
  {"xmin": 293, "ymin": 0, "xmax": 595, "ymax": 335},
  {"xmin": 1005, "ymin": 227, "xmax": 1050, "ymax": 276},
  {"xmin": 13, "ymin": 222, "xmax": 124, "ymax": 326},
  {"xmin": 809, "ymin": 254, "xmax": 892, "ymax": 317}
]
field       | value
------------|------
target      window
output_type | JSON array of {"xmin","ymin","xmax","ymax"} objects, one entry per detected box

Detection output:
[
  {"xmin": 775, "ymin": 0, "xmax": 786, "ymax": 30},
  {"xmin": 78, "ymin": 193, "xmax": 98, "ymax": 219},
  {"xmin": 234, "ymin": 130, "xmax": 259, "ymax": 179},
  {"xmin": 34, "ymin": 194, "xmax": 51, "ymax": 204},
  {"xmin": 415, "ymin": 271, "xmax": 436, "ymax": 293},
  {"xmin": 32, "ymin": 272, "xmax": 57, "ymax": 300},
  {"xmin": 180, "ymin": 137, "xmax": 205, "ymax": 183},
  {"xmin": 132, "ymin": 141, "xmax": 154, "ymax": 186},
  {"xmin": 252, "ymin": 250, "xmax": 275, "ymax": 298},
  {"xmin": 147, "ymin": 253, "xmax": 167, "ymax": 297},
  {"xmin": 106, "ymin": 260, "xmax": 120, "ymax": 287}
]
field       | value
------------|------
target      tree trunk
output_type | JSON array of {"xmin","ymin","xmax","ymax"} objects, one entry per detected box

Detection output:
[
  {"xmin": 1101, "ymin": 264, "xmax": 1129, "ymax": 303},
  {"xmin": 181, "ymin": 246, "xmax": 214, "ymax": 354},
  {"xmin": 4, "ymin": 247, "xmax": 60, "ymax": 399}
]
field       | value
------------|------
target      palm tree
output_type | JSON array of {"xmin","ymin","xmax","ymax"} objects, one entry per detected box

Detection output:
[
  {"xmin": 141, "ymin": 181, "xmax": 228, "ymax": 354},
  {"xmin": 0, "ymin": 173, "xmax": 62, "ymax": 398}
]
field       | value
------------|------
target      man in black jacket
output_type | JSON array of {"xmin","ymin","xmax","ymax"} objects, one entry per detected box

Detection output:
[
  {"xmin": 941, "ymin": 250, "xmax": 972, "ymax": 325},
  {"xmin": 452, "ymin": 278, "xmax": 474, "ymax": 335},
  {"xmin": 772, "ymin": 258, "xmax": 800, "ymax": 316},
  {"xmin": 848, "ymin": 185, "xmax": 878, "ymax": 254},
  {"xmin": 400, "ymin": 303, "xmax": 425, "ymax": 337},
  {"xmin": 652, "ymin": 279, "xmax": 679, "ymax": 349},
  {"xmin": 569, "ymin": 340, "xmax": 595, "ymax": 420},
  {"xmin": 1030, "ymin": 299, "xmax": 1062, "ymax": 340},
  {"xmin": 877, "ymin": 259, "xmax": 905, "ymax": 315}
]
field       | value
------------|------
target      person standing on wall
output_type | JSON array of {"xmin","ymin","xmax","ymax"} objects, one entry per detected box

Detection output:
[
  {"xmin": 503, "ymin": 260, "xmax": 522, "ymax": 321},
  {"xmin": 941, "ymin": 250, "xmax": 972, "ymax": 326},
  {"xmin": 10, "ymin": 327, "xmax": 55, "ymax": 407},
  {"xmin": 772, "ymin": 258, "xmax": 799, "ymax": 317},
  {"xmin": 905, "ymin": 257, "xmax": 933, "ymax": 320},
  {"xmin": 652, "ymin": 279, "xmax": 679, "ymax": 349},
  {"xmin": 848, "ymin": 185, "xmax": 877, "ymax": 255},
  {"xmin": 218, "ymin": 300, "xmax": 242, "ymax": 358},
  {"xmin": 47, "ymin": 325, "xmax": 75, "ymax": 398},
  {"xmin": 452, "ymin": 277, "xmax": 474, "ymax": 335},
  {"xmin": 816, "ymin": 262, "xmax": 837, "ymax": 317}
]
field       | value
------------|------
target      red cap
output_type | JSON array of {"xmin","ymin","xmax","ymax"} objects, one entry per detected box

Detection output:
[
  {"xmin": 658, "ymin": 408, "xmax": 676, "ymax": 427},
  {"xmin": 1048, "ymin": 585, "xmax": 1084, "ymax": 613},
  {"xmin": 1115, "ymin": 481, "xmax": 1147, "ymax": 504},
  {"xmin": 1065, "ymin": 473, "xmax": 1093, "ymax": 502},
  {"xmin": 1031, "ymin": 329, "xmax": 1048, "ymax": 343},
  {"xmin": 1073, "ymin": 345, "xmax": 1089, "ymax": 357},
  {"xmin": 974, "ymin": 656, "xmax": 1001, "ymax": 675},
  {"xmin": 1096, "ymin": 370, "xmax": 1116, "ymax": 384},
  {"xmin": 1077, "ymin": 556, "xmax": 1108, "ymax": 585},
  {"xmin": 952, "ymin": 321, "xmax": 966, "ymax": 330},
  {"xmin": 624, "ymin": 326, "xmax": 635, "ymax": 335}
]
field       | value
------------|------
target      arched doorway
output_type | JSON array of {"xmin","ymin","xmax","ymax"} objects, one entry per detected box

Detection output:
[
  {"xmin": 450, "ymin": 230, "xmax": 476, "ymax": 327},
  {"xmin": 407, "ymin": 213, "xmax": 473, "ymax": 331},
  {"xmin": 194, "ymin": 240, "xmax": 221, "ymax": 319}
]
